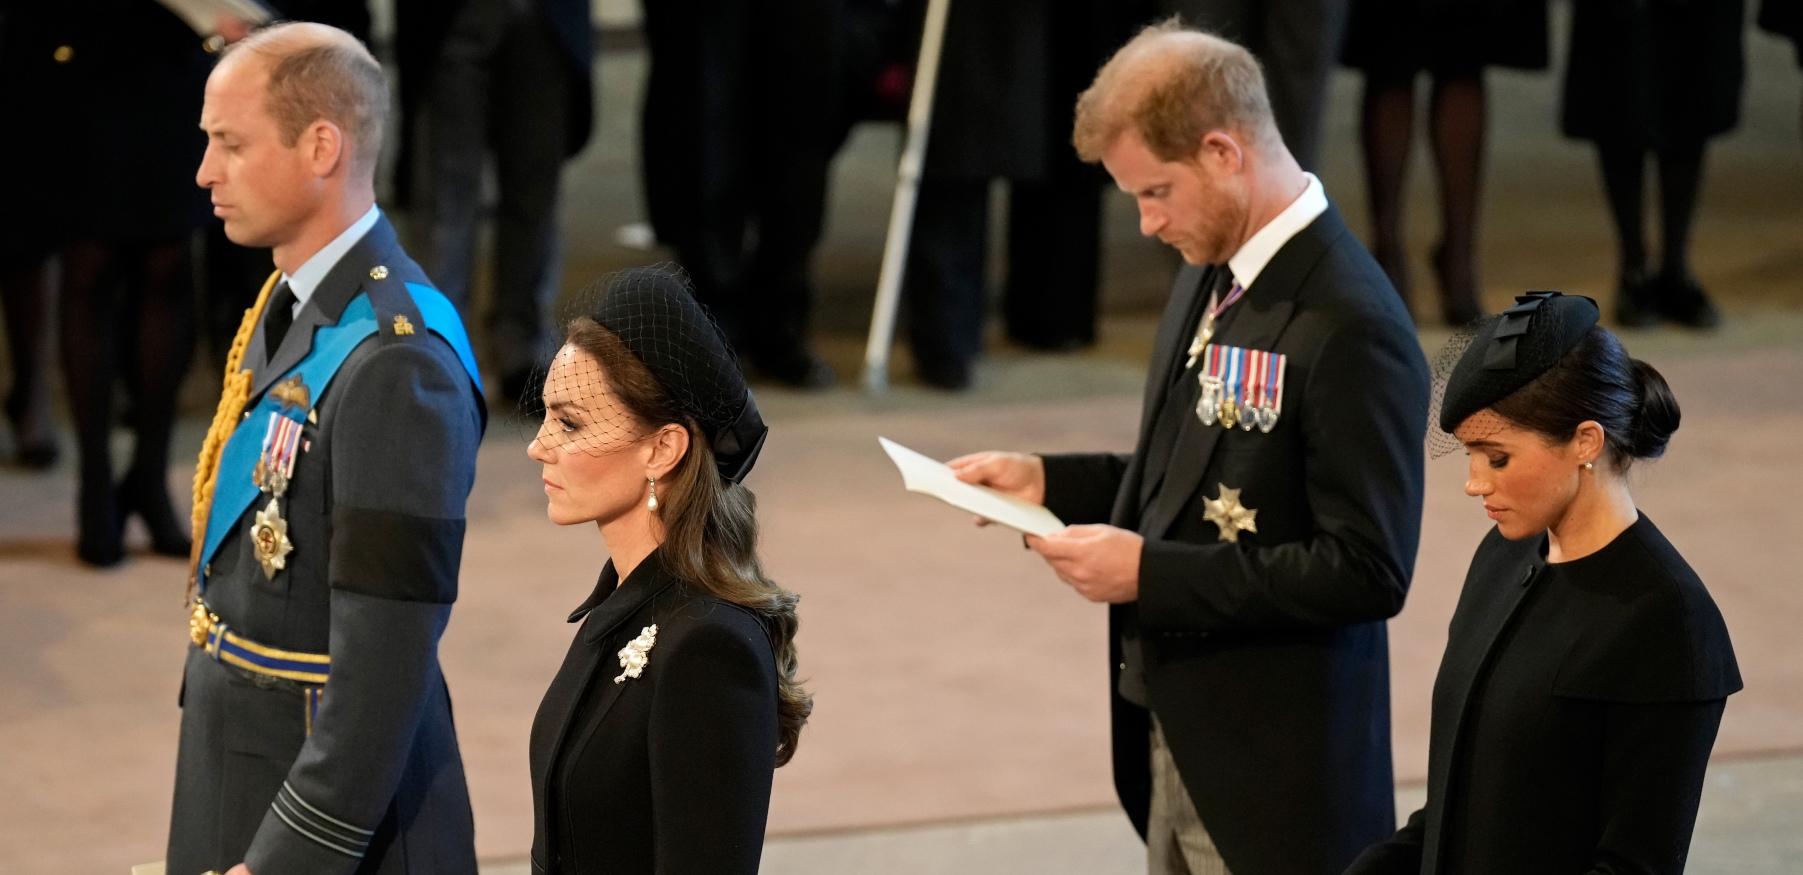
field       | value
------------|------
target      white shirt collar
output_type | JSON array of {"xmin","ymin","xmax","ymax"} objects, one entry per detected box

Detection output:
[
  {"xmin": 1226, "ymin": 173, "xmax": 1327, "ymax": 291},
  {"xmin": 280, "ymin": 205, "xmax": 381, "ymax": 314}
]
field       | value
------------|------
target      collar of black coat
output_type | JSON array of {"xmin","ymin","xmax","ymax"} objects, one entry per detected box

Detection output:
[
  {"xmin": 568, "ymin": 548, "xmax": 681, "ymax": 642},
  {"xmin": 1235, "ymin": 201, "xmax": 1349, "ymax": 307}
]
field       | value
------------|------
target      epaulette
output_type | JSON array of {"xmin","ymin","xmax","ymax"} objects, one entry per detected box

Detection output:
[{"xmin": 359, "ymin": 263, "xmax": 428, "ymax": 347}]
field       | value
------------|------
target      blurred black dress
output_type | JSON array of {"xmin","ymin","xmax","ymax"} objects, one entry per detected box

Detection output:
[
  {"xmin": 1563, "ymin": 0, "xmax": 1746, "ymax": 147},
  {"xmin": 1342, "ymin": 0, "xmax": 1549, "ymax": 75}
]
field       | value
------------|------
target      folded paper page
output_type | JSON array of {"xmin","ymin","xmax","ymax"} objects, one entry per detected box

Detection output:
[{"xmin": 878, "ymin": 437, "xmax": 1066, "ymax": 537}]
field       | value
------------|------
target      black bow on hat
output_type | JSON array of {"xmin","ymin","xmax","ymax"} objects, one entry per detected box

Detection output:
[{"xmin": 1438, "ymin": 291, "xmax": 1600, "ymax": 433}]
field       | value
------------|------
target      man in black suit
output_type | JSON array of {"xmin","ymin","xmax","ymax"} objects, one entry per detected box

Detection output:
[{"xmin": 953, "ymin": 22, "xmax": 1428, "ymax": 875}]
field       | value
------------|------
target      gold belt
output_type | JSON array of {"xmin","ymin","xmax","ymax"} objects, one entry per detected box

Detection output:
[{"xmin": 188, "ymin": 601, "xmax": 331, "ymax": 686}]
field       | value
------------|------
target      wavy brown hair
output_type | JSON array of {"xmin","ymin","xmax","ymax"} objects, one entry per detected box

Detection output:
[{"xmin": 566, "ymin": 317, "xmax": 810, "ymax": 766}]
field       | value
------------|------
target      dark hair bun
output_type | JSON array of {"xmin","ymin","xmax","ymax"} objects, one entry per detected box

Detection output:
[{"xmin": 1627, "ymin": 358, "xmax": 1681, "ymax": 459}]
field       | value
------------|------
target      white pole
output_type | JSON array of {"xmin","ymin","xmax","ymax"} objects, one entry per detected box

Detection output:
[{"xmin": 861, "ymin": 0, "xmax": 953, "ymax": 393}]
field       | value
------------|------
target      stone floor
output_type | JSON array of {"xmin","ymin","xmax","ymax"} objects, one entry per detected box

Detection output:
[{"xmin": 3, "ymin": 10, "xmax": 1802, "ymax": 874}]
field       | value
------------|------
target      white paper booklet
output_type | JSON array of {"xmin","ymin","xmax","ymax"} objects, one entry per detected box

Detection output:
[
  {"xmin": 878, "ymin": 437, "xmax": 1066, "ymax": 537},
  {"xmin": 157, "ymin": 0, "xmax": 274, "ymax": 37}
]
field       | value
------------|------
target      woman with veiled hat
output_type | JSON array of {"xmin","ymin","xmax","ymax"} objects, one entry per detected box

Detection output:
[
  {"xmin": 523, "ymin": 265, "xmax": 810, "ymax": 874},
  {"xmin": 1346, "ymin": 291, "xmax": 1740, "ymax": 874}
]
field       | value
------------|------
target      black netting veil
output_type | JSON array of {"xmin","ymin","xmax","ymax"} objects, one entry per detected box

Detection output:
[{"xmin": 526, "ymin": 263, "xmax": 767, "ymax": 483}]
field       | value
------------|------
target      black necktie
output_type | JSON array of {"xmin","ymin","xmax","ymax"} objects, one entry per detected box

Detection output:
[{"xmin": 265, "ymin": 281, "xmax": 297, "ymax": 353}]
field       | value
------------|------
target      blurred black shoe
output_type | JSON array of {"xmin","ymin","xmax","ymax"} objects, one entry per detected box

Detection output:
[
  {"xmin": 1614, "ymin": 272, "xmax": 1661, "ymax": 329},
  {"xmin": 120, "ymin": 466, "xmax": 191, "ymax": 558},
  {"xmin": 1655, "ymin": 272, "xmax": 1721, "ymax": 330},
  {"xmin": 750, "ymin": 348, "xmax": 836, "ymax": 390},
  {"xmin": 76, "ymin": 478, "xmax": 125, "ymax": 568},
  {"xmin": 4, "ymin": 392, "xmax": 58, "ymax": 470}
]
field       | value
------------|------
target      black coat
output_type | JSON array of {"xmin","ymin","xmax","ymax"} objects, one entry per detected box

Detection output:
[
  {"xmin": 394, "ymin": 0, "xmax": 594, "ymax": 158},
  {"xmin": 529, "ymin": 550, "xmax": 780, "ymax": 874},
  {"xmin": 1346, "ymin": 514, "xmax": 1742, "ymax": 875},
  {"xmin": 1562, "ymin": 0, "xmax": 1745, "ymax": 147},
  {"xmin": 0, "ymin": 1, "xmax": 210, "ymax": 246},
  {"xmin": 1041, "ymin": 204, "xmax": 1430, "ymax": 875},
  {"xmin": 923, "ymin": 0, "xmax": 1144, "ymax": 180}
]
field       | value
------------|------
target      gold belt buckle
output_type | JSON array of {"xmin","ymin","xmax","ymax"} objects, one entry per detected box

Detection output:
[{"xmin": 188, "ymin": 601, "xmax": 219, "ymax": 647}]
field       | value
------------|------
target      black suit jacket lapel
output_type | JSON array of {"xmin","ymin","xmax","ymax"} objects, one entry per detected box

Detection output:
[
  {"xmin": 1132, "ymin": 264, "xmax": 1215, "ymax": 514},
  {"xmin": 1136, "ymin": 206, "xmax": 1355, "ymax": 539},
  {"xmin": 539, "ymin": 557, "xmax": 679, "ymax": 770},
  {"xmin": 248, "ymin": 216, "xmax": 404, "ymax": 400}
]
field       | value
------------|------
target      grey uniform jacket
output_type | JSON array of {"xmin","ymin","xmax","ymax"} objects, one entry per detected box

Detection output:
[{"xmin": 167, "ymin": 215, "xmax": 485, "ymax": 875}]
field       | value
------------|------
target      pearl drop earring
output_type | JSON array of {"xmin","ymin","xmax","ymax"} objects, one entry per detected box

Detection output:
[{"xmin": 647, "ymin": 476, "xmax": 659, "ymax": 511}]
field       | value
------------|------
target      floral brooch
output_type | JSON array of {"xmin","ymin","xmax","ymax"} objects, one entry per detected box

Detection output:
[{"xmin": 614, "ymin": 624, "xmax": 659, "ymax": 684}]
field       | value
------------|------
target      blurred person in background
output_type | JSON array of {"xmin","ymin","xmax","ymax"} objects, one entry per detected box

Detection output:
[
  {"xmin": 0, "ymin": 2, "xmax": 61, "ymax": 470},
  {"xmin": 7, "ymin": 1, "xmax": 211, "ymax": 566},
  {"xmin": 638, "ymin": 0, "xmax": 843, "ymax": 390},
  {"xmin": 902, "ymin": 0, "xmax": 1140, "ymax": 390},
  {"xmin": 1563, "ymin": 0, "xmax": 1745, "ymax": 330},
  {"xmin": 1340, "ymin": 0, "xmax": 1550, "ymax": 325},
  {"xmin": 397, "ymin": 0, "xmax": 594, "ymax": 408}
]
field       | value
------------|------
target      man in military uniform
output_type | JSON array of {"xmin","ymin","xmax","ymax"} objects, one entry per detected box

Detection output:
[
  {"xmin": 169, "ymin": 22, "xmax": 484, "ymax": 875},
  {"xmin": 952, "ymin": 24, "xmax": 1429, "ymax": 875}
]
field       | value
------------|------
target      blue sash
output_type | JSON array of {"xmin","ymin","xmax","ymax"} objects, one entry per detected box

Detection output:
[{"xmin": 198, "ymin": 285, "xmax": 480, "ymax": 592}]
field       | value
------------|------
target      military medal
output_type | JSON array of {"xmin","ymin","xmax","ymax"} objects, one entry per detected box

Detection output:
[
  {"xmin": 1202, "ymin": 483, "xmax": 1258, "ymax": 543},
  {"xmin": 1257, "ymin": 350, "xmax": 1287, "ymax": 433},
  {"xmin": 1183, "ymin": 279, "xmax": 1247, "ymax": 370},
  {"xmin": 1197, "ymin": 344, "xmax": 1223, "ymax": 426},
  {"xmin": 251, "ymin": 498, "xmax": 294, "ymax": 578},
  {"xmin": 1217, "ymin": 346, "xmax": 1242, "ymax": 429},
  {"xmin": 254, "ymin": 411, "xmax": 305, "ymax": 496},
  {"xmin": 1238, "ymin": 348, "xmax": 1262, "ymax": 431},
  {"xmin": 248, "ymin": 376, "xmax": 309, "ymax": 579}
]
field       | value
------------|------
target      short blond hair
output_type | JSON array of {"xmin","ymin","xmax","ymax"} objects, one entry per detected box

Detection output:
[
  {"xmin": 225, "ymin": 22, "xmax": 388, "ymax": 175},
  {"xmin": 1072, "ymin": 20, "xmax": 1278, "ymax": 164}
]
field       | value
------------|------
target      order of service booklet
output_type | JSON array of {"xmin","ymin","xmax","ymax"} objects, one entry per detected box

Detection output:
[{"xmin": 878, "ymin": 437, "xmax": 1066, "ymax": 537}]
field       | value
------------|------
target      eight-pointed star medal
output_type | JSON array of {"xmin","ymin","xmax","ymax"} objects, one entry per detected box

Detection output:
[{"xmin": 1202, "ymin": 483, "xmax": 1258, "ymax": 543}]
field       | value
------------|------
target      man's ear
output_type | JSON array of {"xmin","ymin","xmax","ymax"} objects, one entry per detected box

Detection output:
[
  {"xmin": 306, "ymin": 119, "xmax": 346, "ymax": 177},
  {"xmin": 1198, "ymin": 130, "xmax": 1245, "ymax": 174},
  {"xmin": 646, "ymin": 423, "xmax": 691, "ymax": 480}
]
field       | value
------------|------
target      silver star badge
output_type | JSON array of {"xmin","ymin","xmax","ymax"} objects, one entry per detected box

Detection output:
[
  {"xmin": 251, "ymin": 498, "xmax": 294, "ymax": 579},
  {"xmin": 1202, "ymin": 483, "xmax": 1258, "ymax": 543}
]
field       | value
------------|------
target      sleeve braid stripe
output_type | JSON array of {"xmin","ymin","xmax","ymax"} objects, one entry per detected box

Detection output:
[
  {"xmin": 271, "ymin": 795, "xmax": 366, "ymax": 859},
  {"xmin": 271, "ymin": 784, "xmax": 373, "ymax": 857},
  {"xmin": 280, "ymin": 781, "xmax": 376, "ymax": 836}
]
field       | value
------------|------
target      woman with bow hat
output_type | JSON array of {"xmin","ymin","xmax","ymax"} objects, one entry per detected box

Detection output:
[{"xmin": 1347, "ymin": 291, "xmax": 1740, "ymax": 874}]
